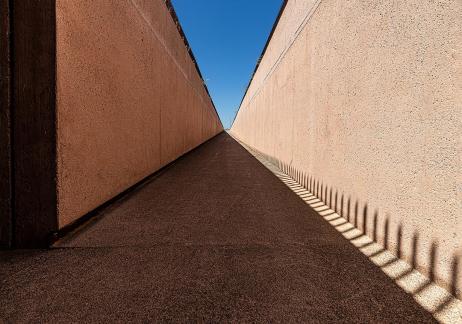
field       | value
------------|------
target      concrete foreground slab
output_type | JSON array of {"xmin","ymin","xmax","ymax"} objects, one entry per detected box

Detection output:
[{"xmin": 0, "ymin": 133, "xmax": 438, "ymax": 322}]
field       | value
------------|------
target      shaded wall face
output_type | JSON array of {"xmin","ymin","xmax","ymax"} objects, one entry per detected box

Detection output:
[
  {"xmin": 232, "ymin": 0, "xmax": 462, "ymax": 293},
  {"xmin": 56, "ymin": 0, "xmax": 222, "ymax": 227},
  {"xmin": 0, "ymin": 0, "xmax": 12, "ymax": 248}
]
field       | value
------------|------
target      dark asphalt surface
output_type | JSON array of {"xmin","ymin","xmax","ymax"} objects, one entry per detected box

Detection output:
[{"xmin": 0, "ymin": 133, "xmax": 436, "ymax": 323}]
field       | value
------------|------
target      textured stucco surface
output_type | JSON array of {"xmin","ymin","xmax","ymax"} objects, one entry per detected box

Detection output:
[
  {"xmin": 232, "ymin": 0, "xmax": 462, "ymax": 294},
  {"xmin": 56, "ymin": 0, "xmax": 222, "ymax": 227}
]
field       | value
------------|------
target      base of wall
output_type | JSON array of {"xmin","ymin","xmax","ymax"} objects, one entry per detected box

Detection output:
[
  {"xmin": 231, "ymin": 133, "xmax": 461, "ymax": 304},
  {"xmin": 52, "ymin": 131, "xmax": 224, "ymax": 247}
]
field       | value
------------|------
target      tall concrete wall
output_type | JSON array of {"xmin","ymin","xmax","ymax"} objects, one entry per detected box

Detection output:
[
  {"xmin": 56, "ymin": 0, "xmax": 222, "ymax": 227},
  {"xmin": 231, "ymin": 0, "xmax": 461, "ymax": 295}
]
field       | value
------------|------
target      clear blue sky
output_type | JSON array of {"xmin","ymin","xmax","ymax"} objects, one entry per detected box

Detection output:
[{"xmin": 171, "ymin": 0, "xmax": 283, "ymax": 129}]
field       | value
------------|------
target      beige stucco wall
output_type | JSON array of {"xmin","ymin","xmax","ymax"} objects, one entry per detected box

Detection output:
[
  {"xmin": 232, "ymin": 0, "xmax": 461, "ymax": 294},
  {"xmin": 56, "ymin": 0, "xmax": 222, "ymax": 227}
]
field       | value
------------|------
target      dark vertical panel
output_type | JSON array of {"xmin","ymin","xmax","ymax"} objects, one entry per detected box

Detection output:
[
  {"xmin": 12, "ymin": 0, "xmax": 57, "ymax": 247},
  {"xmin": 0, "ymin": 0, "xmax": 12, "ymax": 248}
]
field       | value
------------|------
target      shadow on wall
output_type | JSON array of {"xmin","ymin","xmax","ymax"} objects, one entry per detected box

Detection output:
[{"xmin": 252, "ymin": 148, "xmax": 460, "ymax": 317}]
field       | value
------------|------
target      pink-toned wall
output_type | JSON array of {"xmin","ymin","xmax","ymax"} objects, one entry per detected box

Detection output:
[
  {"xmin": 232, "ymin": 0, "xmax": 461, "ymax": 294},
  {"xmin": 56, "ymin": 0, "xmax": 222, "ymax": 228}
]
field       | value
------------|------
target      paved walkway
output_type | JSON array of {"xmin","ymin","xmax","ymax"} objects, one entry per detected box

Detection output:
[{"xmin": 0, "ymin": 133, "xmax": 436, "ymax": 322}]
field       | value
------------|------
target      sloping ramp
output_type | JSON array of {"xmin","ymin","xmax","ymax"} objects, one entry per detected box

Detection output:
[{"xmin": 0, "ymin": 133, "xmax": 436, "ymax": 322}]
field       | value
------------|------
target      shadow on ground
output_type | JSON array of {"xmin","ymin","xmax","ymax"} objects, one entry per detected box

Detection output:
[{"xmin": 0, "ymin": 133, "xmax": 437, "ymax": 322}]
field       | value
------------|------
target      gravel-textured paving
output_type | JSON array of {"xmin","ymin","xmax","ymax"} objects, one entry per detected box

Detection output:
[{"xmin": 0, "ymin": 133, "xmax": 436, "ymax": 322}]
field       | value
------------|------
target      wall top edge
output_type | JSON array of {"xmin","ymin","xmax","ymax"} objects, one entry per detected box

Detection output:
[
  {"xmin": 164, "ymin": 0, "xmax": 223, "ymax": 128},
  {"xmin": 230, "ymin": 0, "xmax": 288, "ymax": 128}
]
